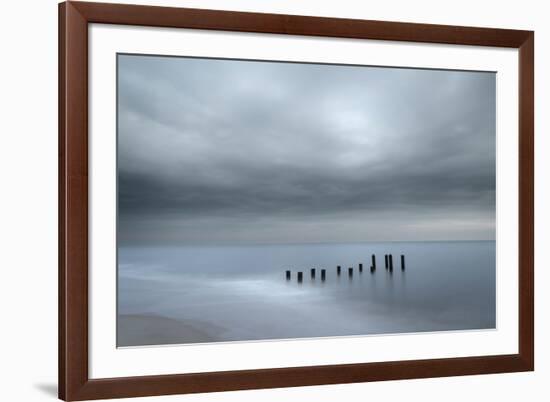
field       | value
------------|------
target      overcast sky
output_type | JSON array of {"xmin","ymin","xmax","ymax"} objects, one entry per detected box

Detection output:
[{"xmin": 117, "ymin": 54, "xmax": 496, "ymax": 245}]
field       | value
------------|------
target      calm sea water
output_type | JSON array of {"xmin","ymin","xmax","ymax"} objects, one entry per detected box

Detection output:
[{"xmin": 117, "ymin": 241, "xmax": 496, "ymax": 346}]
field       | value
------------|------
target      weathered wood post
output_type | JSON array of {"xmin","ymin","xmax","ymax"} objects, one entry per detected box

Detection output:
[
  {"xmin": 371, "ymin": 254, "xmax": 376, "ymax": 269},
  {"xmin": 389, "ymin": 254, "xmax": 393, "ymax": 271},
  {"xmin": 401, "ymin": 255, "xmax": 405, "ymax": 270},
  {"xmin": 285, "ymin": 270, "xmax": 291, "ymax": 280},
  {"xmin": 348, "ymin": 267, "xmax": 353, "ymax": 277},
  {"xmin": 337, "ymin": 265, "xmax": 341, "ymax": 275},
  {"xmin": 358, "ymin": 263, "xmax": 363, "ymax": 273},
  {"xmin": 321, "ymin": 269, "xmax": 326, "ymax": 281},
  {"xmin": 370, "ymin": 264, "xmax": 375, "ymax": 273},
  {"xmin": 297, "ymin": 271, "xmax": 303, "ymax": 283},
  {"xmin": 311, "ymin": 268, "xmax": 316, "ymax": 278},
  {"xmin": 385, "ymin": 254, "xmax": 388, "ymax": 269}
]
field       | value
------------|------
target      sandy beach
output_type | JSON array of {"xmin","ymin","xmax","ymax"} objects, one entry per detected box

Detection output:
[{"xmin": 118, "ymin": 314, "xmax": 224, "ymax": 346}]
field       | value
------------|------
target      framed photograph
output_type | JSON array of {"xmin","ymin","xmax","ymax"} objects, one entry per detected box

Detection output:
[{"xmin": 59, "ymin": 1, "xmax": 534, "ymax": 400}]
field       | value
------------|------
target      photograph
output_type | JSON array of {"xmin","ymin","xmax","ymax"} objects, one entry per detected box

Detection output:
[
  {"xmin": 0, "ymin": 0, "xmax": 542, "ymax": 400},
  {"xmin": 116, "ymin": 54, "xmax": 497, "ymax": 347}
]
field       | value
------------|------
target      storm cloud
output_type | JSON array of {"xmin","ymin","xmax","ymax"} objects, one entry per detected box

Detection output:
[{"xmin": 117, "ymin": 54, "xmax": 496, "ymax": 245}]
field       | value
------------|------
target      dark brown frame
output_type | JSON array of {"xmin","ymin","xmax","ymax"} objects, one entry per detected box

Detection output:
[{"xmin": 59, "ymin": 1, "xmax": 534, "ymax": 400}]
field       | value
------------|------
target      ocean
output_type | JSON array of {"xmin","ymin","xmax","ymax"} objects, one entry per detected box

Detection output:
[{"xmin": 117, "ymin": 241, "xmax": 496, "ymax": 347}]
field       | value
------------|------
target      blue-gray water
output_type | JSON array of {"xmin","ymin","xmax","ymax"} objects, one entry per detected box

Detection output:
[{"xmin": 117, "ymin": 241, "xmax": 495, "ymax": 347}]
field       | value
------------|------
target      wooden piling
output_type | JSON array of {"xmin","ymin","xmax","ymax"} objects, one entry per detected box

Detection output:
[
  {"xmin": 311, "ymin": 268, "xmax": 316, "ymax": 278},
  {"xmin": 337, "ymin": 265, "xmax": 341, "ymax": 275},
  {"xmin": 385, "ymin": 254, "xmax": 388, "ymax": 269},
  {"xmin": 401, "ymin": 255, "xmax": 405, "ymax": 270},
  {"xmin": 348, "ymin": 267, "xmax": 353, "ymax": 277},
  {"xmin": 370, "ymin": 264, "xmax": 375, "ymax": 273},
  {"xmin": 371, "ymin": 254, "xmax": 376, "ymax": 269},
  {"xmin": 321, "ymin": 269, "xmax": 326, "ymax": 281},
  {"xmin": 358, "ymin": 263, "xmax": 363, "ymax": 273},
  {"xmin": 389, "ymin": 254, "xmax": 393, "ymax": 271},
  {"xmin": 285, "ymin": 270, "xmax": 291, "ymax": 280},
  {"xmin": 297, "ymin": 272, "xmax": 303, "ymax": 283}
]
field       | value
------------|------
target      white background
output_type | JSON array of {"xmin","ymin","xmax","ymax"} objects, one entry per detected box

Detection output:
[{"xmin": 0, "ymin": 0, "xmax": 546, "ymax": 401}]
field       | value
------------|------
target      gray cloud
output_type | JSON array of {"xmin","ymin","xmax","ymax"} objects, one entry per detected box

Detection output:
[{"xmin": 117, "ymin": 54, "xmax": 496, "ymax": 245}]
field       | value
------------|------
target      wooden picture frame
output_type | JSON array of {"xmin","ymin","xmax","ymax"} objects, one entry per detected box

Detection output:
[{"xmin": 59, "ymin": 1, "xmax": 534, "ymax": 400}]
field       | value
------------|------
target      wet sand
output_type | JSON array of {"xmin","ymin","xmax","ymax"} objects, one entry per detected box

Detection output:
[{"xmin": 118, "ymin": 314, "xmax": 224, "ymax": 347}]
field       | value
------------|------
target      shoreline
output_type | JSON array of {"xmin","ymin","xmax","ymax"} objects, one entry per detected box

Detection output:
[{"xmin": 118, "ymin": 313, "xmax": 223, "ymax": 347}]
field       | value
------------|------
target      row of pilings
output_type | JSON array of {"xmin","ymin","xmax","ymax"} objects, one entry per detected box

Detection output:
[{"xmin": 285, "ymin": 254, "xmax": 405, "ymax": 283}]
